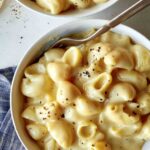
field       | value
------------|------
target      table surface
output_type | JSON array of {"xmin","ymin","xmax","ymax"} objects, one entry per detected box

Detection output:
[{"xmin": 0, "ymin": 0, "xmax": 150, "ymax": 149}]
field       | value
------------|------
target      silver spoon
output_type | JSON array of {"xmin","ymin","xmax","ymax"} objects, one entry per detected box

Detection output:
[
  {"xmin": 38, "ymin": 0, "xmax": 150, "ymax": 57},
  {"xmin": 50, "ymin": 0, "xmax": 150, "ymax": 48}
]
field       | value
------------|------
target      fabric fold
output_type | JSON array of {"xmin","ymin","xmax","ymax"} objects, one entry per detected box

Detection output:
[{"xmin": 0, "ymin": 67, "xmax": 24, "ymax": 150}]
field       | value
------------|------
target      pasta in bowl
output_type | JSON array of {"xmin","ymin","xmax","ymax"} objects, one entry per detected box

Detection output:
[
  {"xmin": 16, "ymin": 0, "xmax": 118, "ymax": 17},
  {"xmin": 11, "ymin": 20, "xmax": 150, "ymax": 150},
  {"xmin": 33, "ymin": 0, "xmax": 110, "ymax": 15}
]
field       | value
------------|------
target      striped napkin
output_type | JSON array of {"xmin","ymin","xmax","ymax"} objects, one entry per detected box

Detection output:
[{"xmin": 0, "ymin": 67, "xmax": 24, "ymax": 150}]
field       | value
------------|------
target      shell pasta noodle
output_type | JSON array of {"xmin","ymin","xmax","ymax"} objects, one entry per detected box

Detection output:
[
  {"xmin": 34, "ymin": 0, "xmax": 109, "ymax": 14},
  {"xmin": 21, "ymin": 31, "xmax": 150, "ymax": 150}
]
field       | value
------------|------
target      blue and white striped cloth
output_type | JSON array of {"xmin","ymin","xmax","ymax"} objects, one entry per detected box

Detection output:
[{"xmin": 0, "ymin": 67, "xmax": 25, "ymax": 150}]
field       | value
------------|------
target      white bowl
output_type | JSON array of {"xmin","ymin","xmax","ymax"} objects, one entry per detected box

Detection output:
[
  {"xmin": 11, "ymin": 19, "xmax": 150, "ymax": 150},
  {"xmin": 16, "ymin": 0, "xmax": 118, "ymax": 18}
]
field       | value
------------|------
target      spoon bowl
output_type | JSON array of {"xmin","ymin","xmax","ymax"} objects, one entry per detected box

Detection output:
[{"xmin": 49, "ymin": 0, "xmax": 150, "ymax": 49}]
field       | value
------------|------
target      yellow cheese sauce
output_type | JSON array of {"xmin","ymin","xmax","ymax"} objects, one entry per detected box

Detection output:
[{"xmin": 21, "ymin": 31, "xmax": 150, "ymax": 150}]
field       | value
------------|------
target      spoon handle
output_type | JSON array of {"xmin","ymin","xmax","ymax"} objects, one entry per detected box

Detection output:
[
  {"xmin": 90, "ymin": 0, "xmax": 150, "ymax": 40},
  {"xmin": 109, "ymin": 0, "xmax": 150, "ymax": 27},
  {"xmin": 48, "ymin": 0, "xmax": 150, "ymax": 49}
]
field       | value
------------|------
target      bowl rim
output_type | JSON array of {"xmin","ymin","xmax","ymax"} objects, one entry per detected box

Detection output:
[
  {"xmin": 15, "ymin": 0, "xmax": 118, "ymax": 18},
  {"xmin": 10, "ymin": 19, "xmax": 150, "ymax": 149}
]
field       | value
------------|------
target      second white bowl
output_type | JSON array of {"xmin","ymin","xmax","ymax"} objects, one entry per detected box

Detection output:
[{"xmin": 16, "ymin": 0, "xmax": 118, "ymax": 18}]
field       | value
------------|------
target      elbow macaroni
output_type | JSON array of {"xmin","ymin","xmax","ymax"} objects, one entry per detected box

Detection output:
[
  {"xmin": 57, "ymin": 81, "xmax": 81, "ymax": 107},
  {"xmin": 117, "ymin": 70, "xmax": 147, "ymax": 91},
  {"xmin": 34, "ymin": 0, "xmax": 109, "ymax": 14},
  {"xmin": 84, "ymin": 72, "xmax": 112, "ymax": 102},
  {"xmin": 26, "ymin": 123, "xmax": 48, "ymax": 140},
  {"xmin": 47, "ymin": 62, "xmax": 72, "ymax": 82},
  {"xmin": 62, "ymin": 46, "xmax": 83, "ymax": 67},
  {"xmin": 47, "ymin": 119, "xmax": 75, "ymax": 148},
  {"xmin": 104, "ymin": 47, "xmax": 134, "ymax": 71},
  {"xmin": 76, "ymin": 96, "xmax": 102, "ymax": 116},
  {"xmin": 77, "ymin": 121, "xmax": 97, "ymax": 140},
  {"xmin": 108, "ymin": 83, "xmax": 136, "ymax": 103},
  {"xmin": 21, "ymin": 31, "xmax": 150, "ymax": 150}
]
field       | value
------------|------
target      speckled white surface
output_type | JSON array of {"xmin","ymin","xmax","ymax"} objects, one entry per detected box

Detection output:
[{"xmin": 0, "ymin": 0, "xmax": 150, "ymax": 68}]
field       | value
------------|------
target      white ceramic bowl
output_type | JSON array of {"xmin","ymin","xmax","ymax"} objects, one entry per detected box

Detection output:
[
  {"xmin": 16, "ymin": 0, "xmax": 118, "ymax": 18},
  {"xmin": 11, "ymin": 19, "xmax": 150, "ymax": 150}
]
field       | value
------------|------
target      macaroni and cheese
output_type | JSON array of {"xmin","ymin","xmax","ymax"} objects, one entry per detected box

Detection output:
[
  {"xmin": 21, "ymin": 31, "xmax": 150, "ymax": 150},
  {"xmin": 34, "ymin": 0, "xmax": 109, "ymax": 14}
]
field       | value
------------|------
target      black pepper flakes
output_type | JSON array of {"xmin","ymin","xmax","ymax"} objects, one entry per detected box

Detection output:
[
  {"xmin": 90, "ymin": 48, "xmax": 94, "ymax": 51},
  {"xmin": 79, "ymin": 73, "xmax": 82, "ymax": 77},
  {"xmin": 61, "ymin": 114, "xmax": 65, "ymax": 118},
  {"xmin": 43, "ymin": 107, "xmax": 48, "ymax": 110},
  {"xmin": 83, "ymin": 71, "xmax": 91, "ymax": 78},
  {"xmin": 99, "ymin": 98, "xmax": 103, "ymax": 101},
  {"xmin": 51, "ymin": 104, "xmax": 55, "ymax": 107},
  {"xmin": 48, "ymin": 111, "xmax": 50, "ymax": 114},
  {"xmin": 10, "ymin": 4, "xmax": 22, "ymax": 20},
  {"xmin": 97, "ymin": 47, "xmax": 101, "ymax": 52},
  {"xmin": 133, "ymin": 112, "xmax": 137, "ymax": 115}
]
